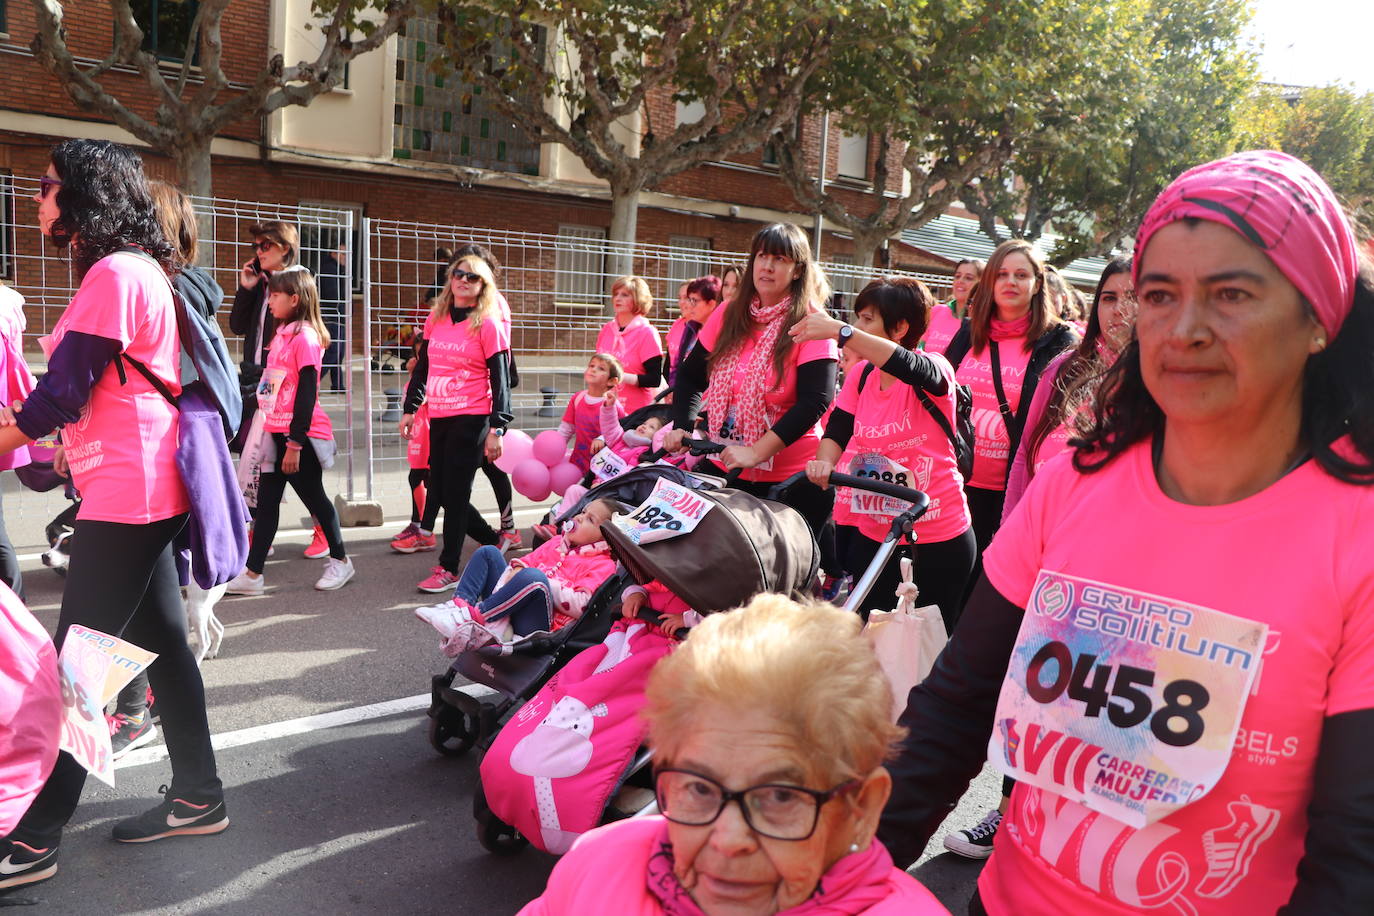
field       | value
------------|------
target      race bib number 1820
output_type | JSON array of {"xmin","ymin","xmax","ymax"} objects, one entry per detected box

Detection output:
[{"xmin": 989, "ymin": 570, "xmax": 1267, "ymax": 828}]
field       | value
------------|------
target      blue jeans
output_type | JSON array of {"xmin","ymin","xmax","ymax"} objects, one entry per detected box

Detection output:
[{"xmin": 455, "ymin": 545, "xmax": 553, "ymax": 636}]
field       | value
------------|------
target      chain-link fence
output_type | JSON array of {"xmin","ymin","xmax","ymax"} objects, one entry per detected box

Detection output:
[{"xmin": 360, "ymin": 217, "xmax": 954, "ymax": 502}]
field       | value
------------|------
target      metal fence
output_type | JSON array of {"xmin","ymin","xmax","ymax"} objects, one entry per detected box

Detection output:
[{"xmin": 360, "ymin": 217, "xmax": 953, "ymax": 502}]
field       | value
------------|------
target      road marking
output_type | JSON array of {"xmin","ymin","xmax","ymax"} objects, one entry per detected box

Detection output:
[{"xmin": 116, "ymin": 683, "xmax": 500, "ymax": 769}]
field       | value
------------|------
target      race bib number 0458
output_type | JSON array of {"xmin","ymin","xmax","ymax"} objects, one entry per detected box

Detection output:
[{"xmin": 989, "ymin": 570, "xmax": 1267, "ymax": 828}]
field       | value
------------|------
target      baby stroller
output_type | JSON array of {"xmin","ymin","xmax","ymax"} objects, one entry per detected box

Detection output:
[{"xmin": 467, "ymin": 475, "xmax": 826, "ymax": 855}]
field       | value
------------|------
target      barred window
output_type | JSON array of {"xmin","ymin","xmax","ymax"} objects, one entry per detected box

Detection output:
[{"xmin": 554, "ymin": 225, "xmax": 608, "ymax": 307}]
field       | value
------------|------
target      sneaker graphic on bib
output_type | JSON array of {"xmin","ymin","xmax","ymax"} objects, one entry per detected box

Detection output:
[
  {"xmin": 1196, "ymin": 796, "xmax": 1280, "ymax": 898},
  {"xmin": 112, "ymin": 786, "xmax": 229, "ymax": 844}
]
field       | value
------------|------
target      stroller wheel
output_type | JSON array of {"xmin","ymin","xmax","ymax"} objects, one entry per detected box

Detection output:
[
  {"xmin": 426, "ymin": 707, "xmax": 476, "ymax": 757},
  {"xmin": 474, "ymin": 783, "xmax": 529, "ymax": 856}
]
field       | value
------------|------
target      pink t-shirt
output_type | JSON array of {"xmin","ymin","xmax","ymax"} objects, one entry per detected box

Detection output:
[
  {"xmin": 923, "ymin": 303, "xmax": 962, "ymax": 355},
  {"xmin": 596, "ymin": 315, "xmax": 663, "ymax": 414},
  {"xmin": 561, "ymin": 390, "xmax": 612, "ymax": 473},
  {"xmin": 978, "ymin": 441, "xmax": 1374, "ymax": 916},
  {"xmin": 834, "ymin": 355, "xmax": 971, "ymax": 545},
  {"xmin": 422, "ymin": 310, "xmax": 510, "ymax": 417},
  {"xmin": 698, "ymin": 302, "xmax": 838, "ymax": 483},
  {"xmin": 954, "ymin": 337, "xmax": 1032, "ymax": 490},
  {"xmin": 41, "ymin": 252, "xmax": 188, "ymax": 524},
  {"xmin": 665, "ymin": 316, "xmax": 689, "ymax": 372},
  {"xmin": 259, "ymin": 322, "xmax": 333, "ymax": 440}
]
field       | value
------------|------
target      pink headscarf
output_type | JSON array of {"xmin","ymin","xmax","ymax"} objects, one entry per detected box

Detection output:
[{"xmin": 1133, "ymin": 150, "xmax": 1359, "ymax": 338}]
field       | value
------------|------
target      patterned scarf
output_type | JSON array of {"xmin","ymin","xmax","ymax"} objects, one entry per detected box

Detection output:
[
  {"xmin": 645, "ymin": 820, "xmax": 897, "ymax": 915},
  {"xmin": 702, "ymin": 296, "xmax": 792, "ymax": 445}
]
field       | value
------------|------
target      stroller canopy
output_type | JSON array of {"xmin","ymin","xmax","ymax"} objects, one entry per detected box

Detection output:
[{"xmin": 602, "ymin": 488, "xmax": 819, "ymax": 614}]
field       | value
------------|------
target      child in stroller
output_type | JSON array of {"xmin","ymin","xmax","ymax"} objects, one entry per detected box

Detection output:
[{"xmin": 414, "ymin": 498, "xmax": 624, "ymax": 654}]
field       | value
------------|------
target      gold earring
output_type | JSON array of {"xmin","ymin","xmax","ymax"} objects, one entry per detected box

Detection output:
[{"xmin": 1315, "ymin": 336, "xmax": 1327, "ymax": 351}]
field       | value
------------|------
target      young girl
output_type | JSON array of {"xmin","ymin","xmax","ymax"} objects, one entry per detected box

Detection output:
[
  {"xmin": 595, "ymin": 276, "xmax": 663, "ymax": 414},
  {"xmin": 558, "ymin": 352, "xmax": 622, "ymax": 473},
  {"xmin": 415, "ymin": 498, "xmax": 622, "ymax": 652},
  {"xmin": 227, "ymin": 268, "xmax": 354, "ymax": 593},
  {"xmin": 592, "ymin": 388, "xmax": 669, "ymax": 471},
  {"xmin": 401, "ymin": 256, "xmax": 512, "ymax": 593}
]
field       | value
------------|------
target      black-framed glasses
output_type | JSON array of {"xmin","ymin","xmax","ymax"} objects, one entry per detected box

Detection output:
[
  {"xmin": 37, "ymin": 176, "xmax": 62, "ymax": 199},
  {"xmin": 451, "ymin": 270, "xmax": 482, "ymax": 283},
  {"xmin": 253, "ymin": 240, "xmax": 277, "ymax": 252},
  {"xmin": 654, "ymin": 768, "xmax": 858, "ymax": 841}
]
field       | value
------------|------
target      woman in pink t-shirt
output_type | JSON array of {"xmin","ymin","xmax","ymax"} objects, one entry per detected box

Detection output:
[
  {"xmin": 945, "ymin": 241, "xmax": 1077, "ymax": 580},
  {"xmin": 400, "ymin": 255, "xmax": 512, "ymax": 593},
  {"xmin": 794, "ymin": 277, "xmax": 976, "ymax": 630},
  {"xmin": 0, "ymin": 141, "xmax": 226, "ymax": 888},
  {"xmin": 923, "ymin": 257, "xmax": 983, "ymax": 355},
  {"xmin": 226, "ymin": 268, "xmax": 354, "ymax": 595},
  {"xmin": 665, "ymin": 223, "xmax": 839, "ymax": 541},
  {"xmin": 878, "ymin": 151, "xmax": 1374, "ymax": 915},
  {"xmin": 595, "ymin": 275, "xmax": 664, "ymax": 414}
]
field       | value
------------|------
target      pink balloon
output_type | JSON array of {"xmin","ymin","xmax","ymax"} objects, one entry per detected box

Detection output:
[
  {"xmin": 549, "ymin": 461, "xmax": 584, "ymax": 497},
  {"xmin": 512, "ymin": 459, "xmax": 552, "ymax": 501},
  {"xmin": 494, "ymin": 429, "xmax": 534, "ymax": 473},
  {"xmin": 532, "ymin": 429, "xmax": 569, "ymax": 468}
]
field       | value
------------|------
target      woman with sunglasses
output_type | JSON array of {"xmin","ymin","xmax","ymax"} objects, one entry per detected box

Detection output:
[
  {"xmin": 401, "ymin": 256, "xmax": 512, "ymax": 593},
  {"xmin": 0, "ymin": 141, "xmax": 225, "ymax": 890},
  {"xmin": 229, "ymin": 220, "xmax": 298, "ymax": 451},
  {"xmin": 879, "ymin": 152, "xmax": 1374, "ymax": 915},
  {"xmin": 520, "ymin": 594, "xmax": 948, "ymax": 914}
]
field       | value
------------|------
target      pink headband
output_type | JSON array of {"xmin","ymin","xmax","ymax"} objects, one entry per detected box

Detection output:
[{"xmin": 1134, "ymin": 150, "xmax": 1359, "ymax": 338}]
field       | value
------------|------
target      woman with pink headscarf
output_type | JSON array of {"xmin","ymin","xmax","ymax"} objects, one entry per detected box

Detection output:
[{"xmin": 878, "ymin": 151, "xmax": 1374, "ymax": 915}]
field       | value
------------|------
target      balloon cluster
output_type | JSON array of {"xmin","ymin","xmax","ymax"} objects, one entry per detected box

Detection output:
[{"xmin": 494, "ymin": 429, "xmax": 581, "ymax": 501}]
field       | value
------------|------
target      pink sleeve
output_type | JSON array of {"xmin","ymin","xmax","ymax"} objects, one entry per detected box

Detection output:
[
  {"xmin": 633, "ymin": 322, "xmax": 663, "ymax": 363},
  {"xmin": 480, "ymin": 317, "xmax": 509, "ymax": 359},
  {"xmin": 422, "ymin": 313, "xmax": 436, "ymax": 340},
  {"xmin": 1002, "ymin": 355, "xmax": 1067, "ymax": 523},
  {"xmin": 561, "ymin": 394, "xmax": 577, "ymax": 425},
  {"xmin": 61, "ymin": 258, "xmax": 149, "ymax": 347},
  {"xmin": 796, "ymin": 335, "xmax": 839, "ymax": 365},
  {"xmin": 595, "ymin": 320, "xmax": 615, "ymax": 354},
  {"xmin": 834, "ymin": 362, "xmax": 865, "ymax": 416},
  {"xmin": 1328, "ymin": 532, "xmax": 1374, "ymax": 715},
  {"xmin": 600, "ymin": 399, "xmax": 624, "ymax": 446},
  {"xmin": 697, "ymin": 304, "xmax": 727, "ymax": 352}
]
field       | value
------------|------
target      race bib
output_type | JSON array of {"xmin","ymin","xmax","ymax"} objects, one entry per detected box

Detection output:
[
  {"xmin": 612, "ymin": 478, "xmax": 712, "ymax": 546},
  {"xmin": 848, "ymin": 452, "xmax": 915, "ymax": 516},
  {"xmin": 990, "ymin": 570, "xmax": 1267, "ymax": 828},
  {"xmin": 256, "ymin": 367, "xmax": 287, "ymax": 412},
  {"xmin": 590, "ymin": 446, "xmax": 631, "ymax": 482},
  {"xmin": 58, "ymin": 625, "xmax": 158, "ymax": 786}
]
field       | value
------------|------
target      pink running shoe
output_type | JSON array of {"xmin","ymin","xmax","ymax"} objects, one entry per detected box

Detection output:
[
  {"xmin": 303, "ymin": 525, "xmax": 329, "ymax": 559},
  {"xmin": 392, "ymin": 527, "xmax": 437, "ymax": 554},
  {"xmin": 417, "ymin": 565, "xmax": 459, "ymax": 593},
  {"xmin": 497, "ymin": 528, "xmax": 522, "ymax": 555}
]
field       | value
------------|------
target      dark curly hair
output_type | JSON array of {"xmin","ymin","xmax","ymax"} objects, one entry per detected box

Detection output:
[
  {"xmin": 1073, "ymin": 259, "xmax": 1374, "ymax": 485},
  {"xmin": 48, "ymin": 140, "xmax": 175, "ymax": 280}
]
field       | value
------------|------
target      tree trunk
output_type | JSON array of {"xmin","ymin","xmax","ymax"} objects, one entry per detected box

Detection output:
[
  {"xmin": 608, "ymin": 186, "xmax": 640, "ymax": 281},
  {"xmin": 172, "ymin": 135, "xmax": 215, "ymax": 199},
  {"xmin": 850, "ymin": 230, "xmax": 888, "ymax": 280}
]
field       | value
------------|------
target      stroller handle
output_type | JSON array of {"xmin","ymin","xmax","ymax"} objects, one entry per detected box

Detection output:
[{"xmin": 769, "ymin": 470, "xmax": 931, "ymax": 517}]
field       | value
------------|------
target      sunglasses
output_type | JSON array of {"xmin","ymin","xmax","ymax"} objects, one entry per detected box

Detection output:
[
  {"xmin": 38, "ymin": 176, "xmax": 62, "ymax": 199},
  {"xmin": 451, "ymin": 270, "xmax": 482, "ymax": 283},
  {"xmin": 253, "ymin": 240, "xmax": 278, "ymax": 252}
]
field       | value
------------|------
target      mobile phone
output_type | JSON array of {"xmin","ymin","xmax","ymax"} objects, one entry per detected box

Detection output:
[{"xmin": 251, "ymin": 256, "xmax": 262, "ymax": 273}]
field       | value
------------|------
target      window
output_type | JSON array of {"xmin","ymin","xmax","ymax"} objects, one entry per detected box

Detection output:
[
  {"xmin": 837, "ymin": 130, "xmax": 868, "ymax": 181},
  {"xmin": 667, "ymin": 235, "xmax": 713, "ymax": 295},
  {"xmin": 0, "ymin": 172, "xmax": 13, "ymax": 279},
  {"xmin": 0, "ymin": 2, "xmax": 8, "ymax": 35},
  {"xmin": 761, "ymin": 139, "xmax": 780, "ymax": 168},
  {"xmin": 827, "ymin": 254, "xmax": 857, "ymax": 315},
  {"xmin": 554, "ymin": 225, "xmax": 608, "ymax": 308},
  {"xmin": 131, "ymin": 0, "xmax": 200, "ymax": 63},
  {"xmin": 299, "ymin": 201, "xmax": 364, "ymax": 295},
  {"xmin": 392, "ymin": 16, "xmax": 543, "ymax": 175},
  {"xmin": 675, "ymin": 99, "xmax": 706, "ymax": 127}
]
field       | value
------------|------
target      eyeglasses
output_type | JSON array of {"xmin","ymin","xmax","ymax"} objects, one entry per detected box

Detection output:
[
  {"xmin": 451, "ymin": 270, "xmax": 482, "ymax": 283},
  {"xmin": 38, "ymin": 177, "xmax": 62, "ymax": 199},
  {"xmin": 654, "ymin": 768, "xmax": 858, "ymax": 841},
  {"xmin": 253, "ymin": 240, "xmax": 277, "ymax": 252}
]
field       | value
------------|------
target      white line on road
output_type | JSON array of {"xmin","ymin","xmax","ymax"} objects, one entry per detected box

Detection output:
[{"xmin": 116, "ymin": 683, "xmax": 500, "ymax": 770}]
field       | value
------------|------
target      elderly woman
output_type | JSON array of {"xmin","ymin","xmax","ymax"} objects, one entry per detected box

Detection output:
[
  {"xmin": 879, "ymin": 151, "xmax": 1374, "ymax": 915},
  {"xmin": 521, "ymin": 594, "xmax": 948, "ymax": 914},
  {"xmin": 666, "ymin": 223, "xmax": 838, "ymax": 540}
]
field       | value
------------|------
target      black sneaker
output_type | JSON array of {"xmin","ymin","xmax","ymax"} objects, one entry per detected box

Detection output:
[
  {"xmin": 943, "ymin": 809, "xmax": 1002, "ymax": 859},
  {"xmin": 0, "ymin": 840, "xmax": 58, "ymax": 890},
  {"xmin": 111, "ymin": 787, "xmax": 228, "ymax": 844},
  {"xmin": 108, "ymin": 714, "xmax": 159, "ymax": 760}
]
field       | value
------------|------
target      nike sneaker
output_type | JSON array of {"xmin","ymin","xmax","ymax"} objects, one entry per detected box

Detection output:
[
  {"xmin": 0, "ymin": 840, "xmax": 58, "ymax": 889},
  {"xmin": 111, "ymin": 786, "xmax": 229, "ymax": 843}
]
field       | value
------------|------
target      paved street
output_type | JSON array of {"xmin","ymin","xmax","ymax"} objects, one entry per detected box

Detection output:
[{"xmin": 5, "ymin": 500, "xmax": 995, "ymax": 914}]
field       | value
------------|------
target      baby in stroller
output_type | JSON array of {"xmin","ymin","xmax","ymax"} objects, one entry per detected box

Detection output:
[{"xmin": 416, "ymin": 498, "xmax": 625, "ymax": 654}]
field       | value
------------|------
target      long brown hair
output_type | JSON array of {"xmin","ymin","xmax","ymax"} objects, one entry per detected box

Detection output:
[
  {"xmin": 708, "ymin": 223, "xmax": 831, "ymax": 382},
  {"xmin": 967, "ymin": 239, "xmax": 1061, "ymax": 354},
  {"xmin": 267, "ymin": 267, "xmax": 330, "ymax": 347},
  {"xmin": 148, "ymin": 180, "xmax": 198, "ymax": 266}
]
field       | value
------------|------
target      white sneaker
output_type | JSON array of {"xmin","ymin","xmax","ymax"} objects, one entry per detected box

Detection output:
[
  {"xmin": 225, "ymin": 570, "xmax": 264, "ymax": 596},
  {"xmin": 414, "ymin": 601, "xmax": 465, "ymax": 640},
  {"xmin": 314, "ymin": 556, "xmax": 355, "ymax": 591}
]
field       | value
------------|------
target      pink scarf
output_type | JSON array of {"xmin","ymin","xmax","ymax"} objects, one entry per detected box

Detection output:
[
  {"xmin": 646, "ymin": 821, "xmax": 898, "ymax": 915},
  {"xmin": 989, "ymin": 313, "xmax": 1031, "ymax": 342},
  {"xmin": 702, "ymin": 296, "xmax": 792, "ymax": 445}
]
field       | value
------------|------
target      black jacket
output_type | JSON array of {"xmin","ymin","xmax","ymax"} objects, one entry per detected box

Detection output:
[
  {"xmin": 175, "ymin": 264, "xmax": 223, "ymax": 321},
  {"xmin": 229, "ymin": 274, "xmax": 276, "ymax": 384}
]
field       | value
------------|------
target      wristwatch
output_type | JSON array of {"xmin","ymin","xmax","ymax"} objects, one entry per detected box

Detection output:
[
  {"xmin": 491, "ymin": 427, "xmax": 506, "ymax": 437},
  {"xmin": 837, "ymin": 324, "xmax": 854, "ymax": 348}
]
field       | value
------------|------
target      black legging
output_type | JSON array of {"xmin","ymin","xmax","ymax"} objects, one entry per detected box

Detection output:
[
  {"xmin": 959, "ymin": 485, "xmax": 1007, "ymax": 610},
  {"xmin": 413, "ymin": 461, "xmax": 510, "ymax": 538},
  {"xmin": 482, "ymin": 461, "xmax": 514, "ymax": 532},
  {"xmin": 844, "ymin": 526, "xmax": 977, "ymax": 631},
  {"xmin": 10, "ymin": 514, "xmax": 222, "ymax": 846},
  {"xmin": 409, "ymin": 468, "xmax": 429, "ymax": 525},
  {"xmin": 424, "ymin": 414, "xmax": 490, "ymax": 573},
  {"xmin": 246, "ymin": 434, "xmax": 345, "ymax": 573}
]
